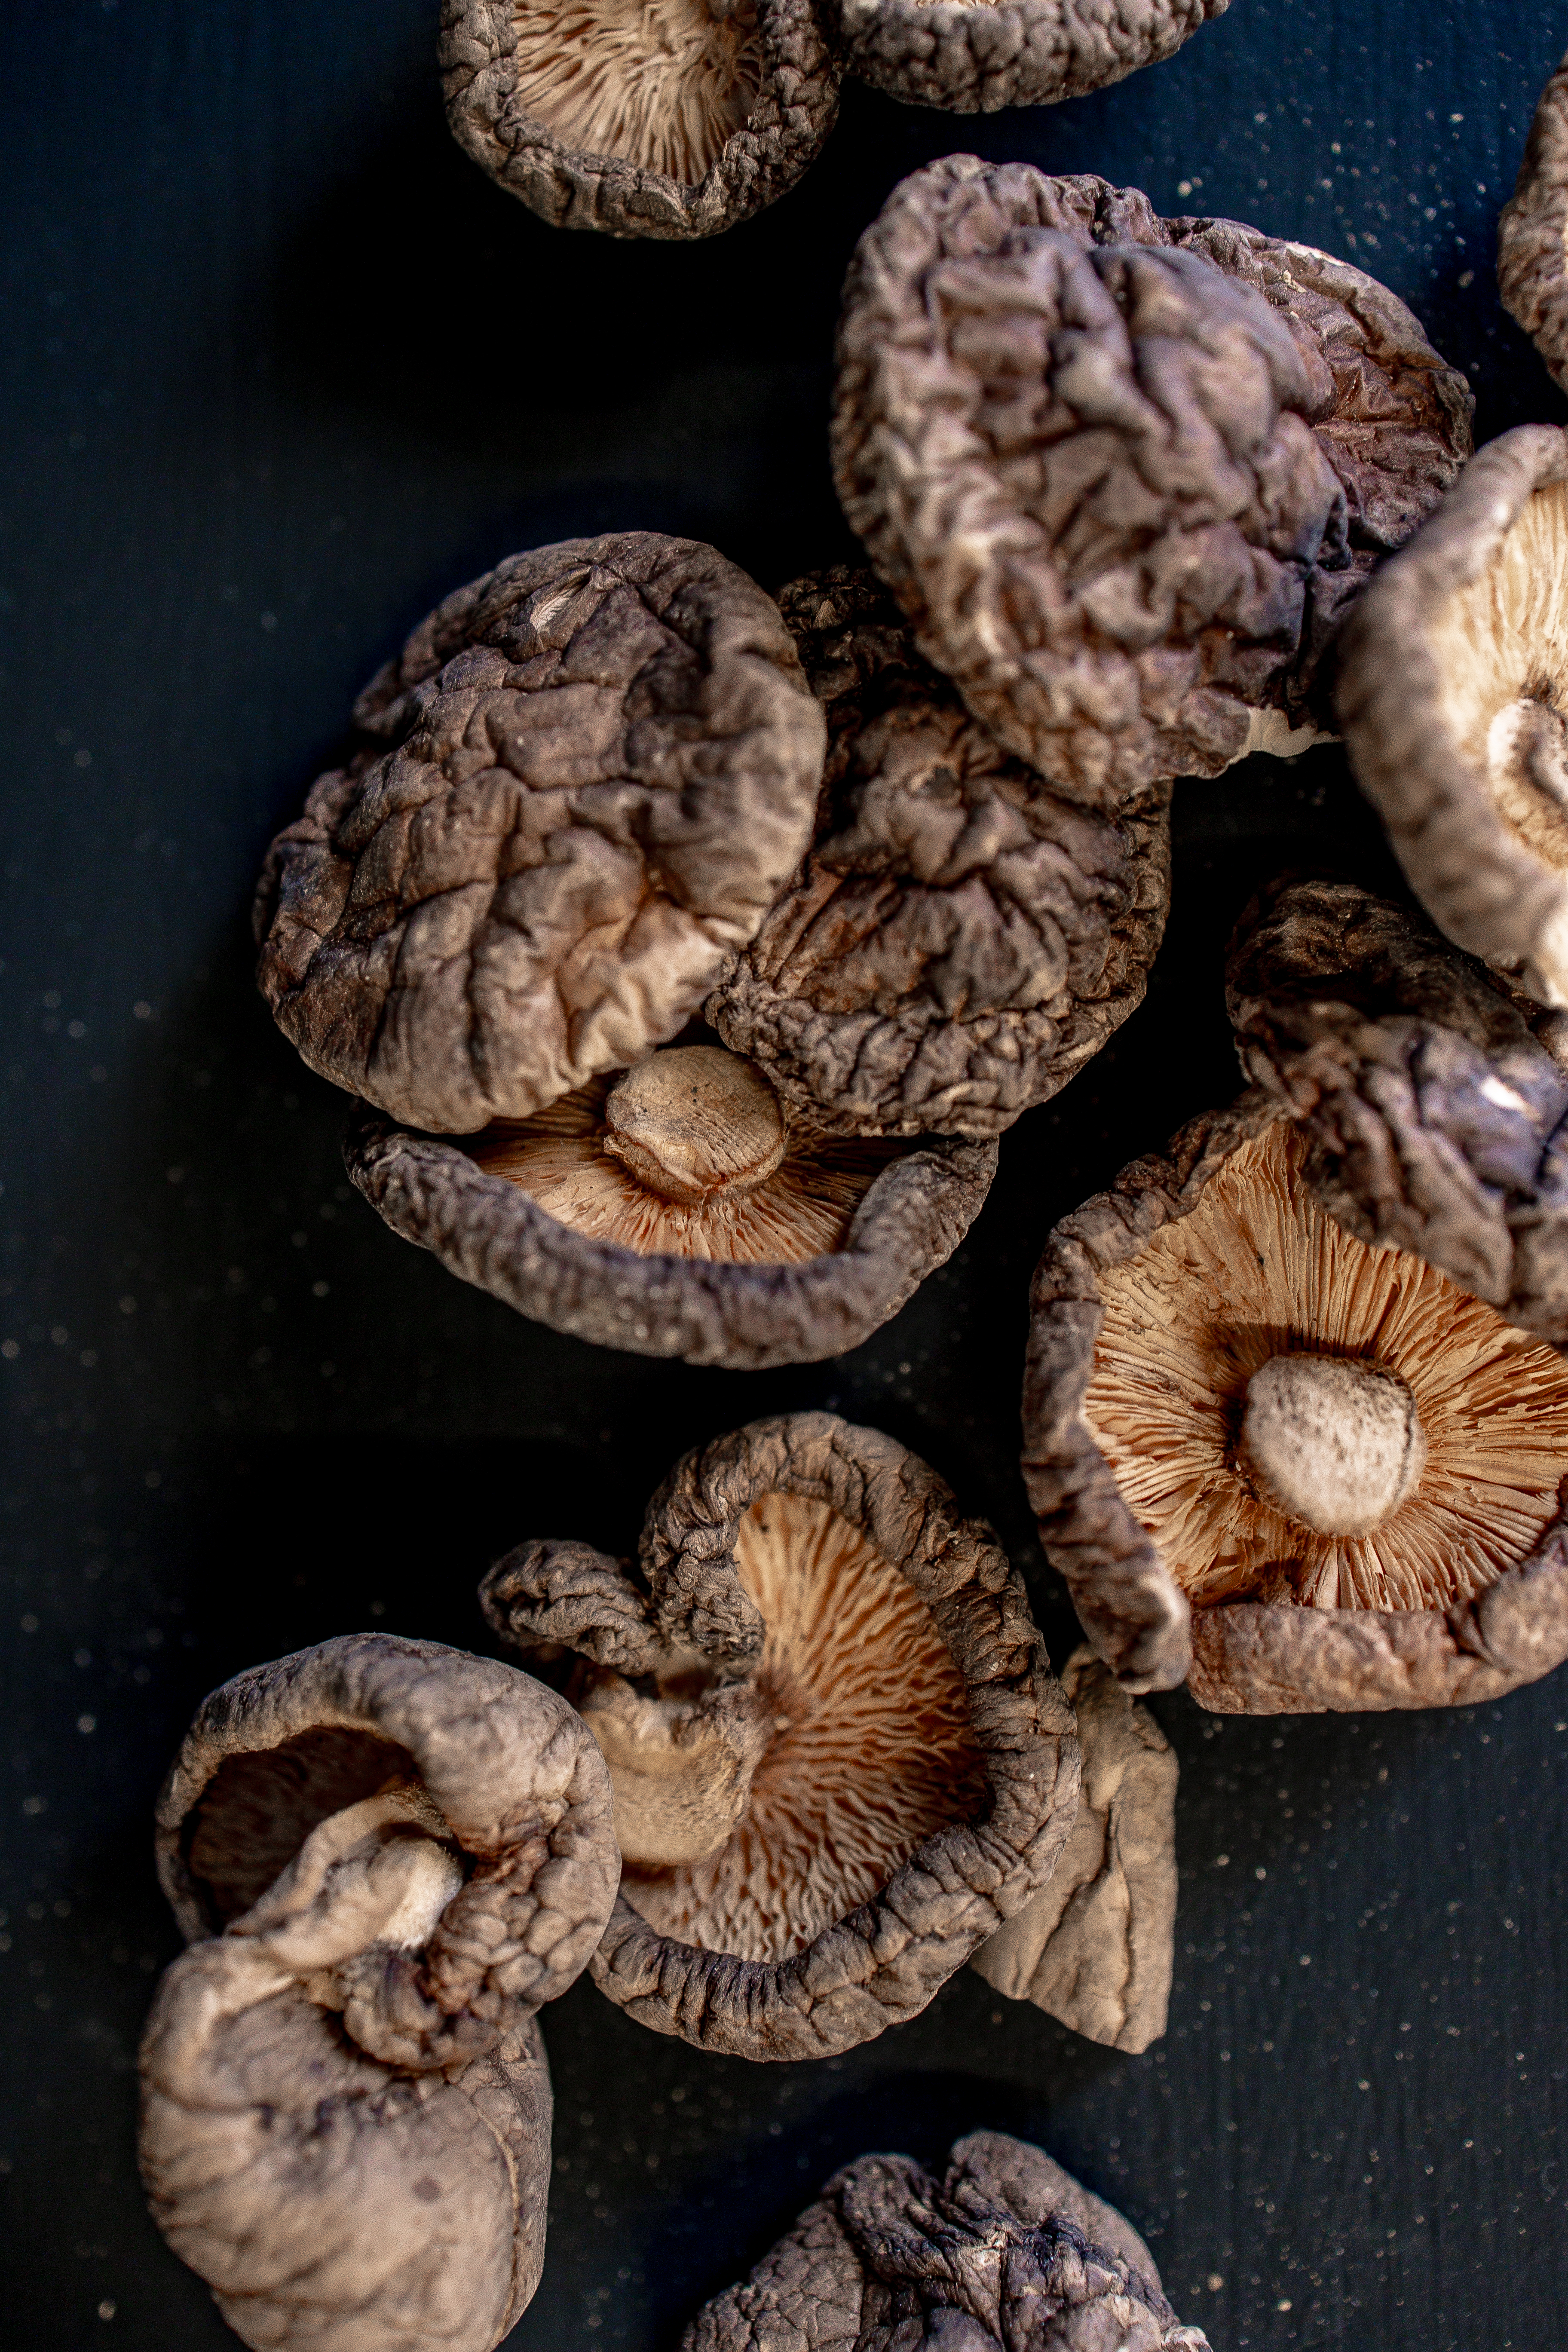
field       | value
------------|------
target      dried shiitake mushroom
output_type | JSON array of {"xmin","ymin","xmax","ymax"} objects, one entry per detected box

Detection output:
[
  {"xmin": 1499, "ymin": 47, "xmax": 1568, "ymax": 391},
  {"xmin": 254, "ymin": 532, "xmax": 825, "ymax": 1131},
  {"xmin": 440, "ymin": 0, "xmax": 839, "ymax": 239},
  {"xmin": 139, "ymin": 1635, "xmax": 620, "ymax": 2352},
  {"xmin": 707, "ymin": 568, "xmax": 1173, "ymax": 1136},
  {"xmin": 344, "ymin": 1038, "xmax": 995, "ymax": 1366},
  {"xmin": 1338, "ymin": 426, "xmax": 1568, "ymax": 1009},
  {"xmin": 1228, "ymin": 875, "xmax": 1568, "ymax": 1348},
  {"xmin": 1021, "ymin": 1096, "xmax": 1568, "ymax": 1712},
  {"xmin": 481, "ymin": 1412, "xmax": 1080, "ymax": 2058},
  {"xmin": 683, "ymin": 2128, "xmax": 1209, "ymax": 2350},
  {"xmin": 834, "ymin": 157, "xmax": 1472, "ymax": 806},
  {"xmin": 971, "ymin": 1644, "xmax": 1176, "ymax": 2052},
  {"xmin": 833, "ymin": 0, "xmax": 1230, "ymax": 117}
]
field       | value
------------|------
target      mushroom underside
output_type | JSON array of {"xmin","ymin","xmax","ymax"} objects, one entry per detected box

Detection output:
[
  {"xmin": 181, "ymin": 1727, "xmax": 428, "ymax": 1933},
  {"xmin": 505, "ymin": 0, "xmax": 763, "ymax": 182}
]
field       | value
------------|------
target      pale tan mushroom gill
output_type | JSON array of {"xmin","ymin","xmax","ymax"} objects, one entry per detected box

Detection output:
[{"xmin": 506, "ymin": 0, "xmax": 763, "ymax": 184}]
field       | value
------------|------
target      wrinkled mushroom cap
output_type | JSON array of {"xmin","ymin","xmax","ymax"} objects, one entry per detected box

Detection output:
[
  {"xmin": 707, "ymin": 569, "xmax": 1173, "ymax": 1135},
  {"xmin": 254, "ymin": 533, "xmax": 825, "ymax": 1130},
  {"xmin": 833, "ymin": 159, "xmax": 1470, "ymax": 806},
  {"xmin": 439, "ymin": 0, "xmax": 839, "ymax": 239},
  {"xmin": 482, "ymin": 1412, "xmax": 1079, "ymax": 2058},
  {"xmin": 682, "ymin": 2129, "xmax": 1207, "ymax": 2351},
  {"xmin": 833, "ymin": 0, "xmax": 1231, "ymax": 116},
  {"xmin": 1338, "ymin": 425, "xmax": 1568, "ymax": 1009},
  {"xmin": 1498, "ymin": 47, "xmax": 1568, "ymax": 392}
]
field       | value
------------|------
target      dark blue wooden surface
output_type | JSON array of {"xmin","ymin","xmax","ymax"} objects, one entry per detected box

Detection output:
[{"xmin": 2, "ymin": 4, "xmax": 1565, "ymax": 2346}]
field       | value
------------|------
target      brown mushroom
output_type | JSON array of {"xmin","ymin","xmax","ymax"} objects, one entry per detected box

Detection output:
[
  {"xmin": 683, "ymin": 2128, "xmax": 1209, "ymax": 2351},
  {"xmin": 439, "ymin": 0, "xmax": 839, "ymax": 239},
  {"xmin": 139, "ymin": 1634, "xmax": 621, "ymax": 2352},
  {"xmin": 1021, "ymin": 1095, "xmax": 1568, "ymax": 1712},
  {"xmin": 971, "ymin": 1644, "xmax": 1176, "ymax": 2053},
  {"xmin": 254, "ymin": 532, "xmax": 826, "ymax": 1132},
  {"xmin": 833, "ymin": 158, "xmax": 1472, "ymax": 807},
  {"xmin": 1337, "ymin": 426, "xmax": 1568, "ymax": 1009},
  {"xmin": 1498, "ymin": 47, "xmax": 1568, "ymax": 391},
  {"xmin": 481, "ymin": 1412, "xmax": 1080, "ymax": 2058},
  {"xmin": 706, "ymin": 567, "xmax": 1173, "ymax": 1136},
  {"xmin": 832, "ymin": 0, "xmax": 1230, "ymax": 118}
]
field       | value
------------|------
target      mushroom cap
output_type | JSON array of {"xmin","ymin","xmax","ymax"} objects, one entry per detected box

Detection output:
[
  {"xmin": 343, "ymin": 1090, "xmax": 996, "ymax": 1367},
  {"xmin": 681, "ymin": 2129, "xmax": 1205, "ymax": 2351},
  {"xmin": 1022, "ymin": 1093, "xmax": 1568, "ymax": 1712},
  {"xmin": 254, "ymin": 533, "xmax": 825, "ymax": 1131},
  {"xmin": 481, "ymin": 1412, "xmax": 1080, "ymax": 2059},
  {"xmin": 1336, "ymin": 425, "xmax": 1568, "ymax": 1008},
  {"xmin": 833, "ymin": 0, "xmax": 1231, "ymax": 116},
  {"xmin": 439, "ymin": 0, "xmax": 839, "ymax": 239},
  {"xmin": 833, "ymin": 158, "xmax": 1471, "ymax": 806},
  {"xmin": 707, "ymin": 568, "xmax": 1173, "ymax": 1136},
  {"xmin": 1498, "ymin": 48, "xmax": 1568, "ymax": 391}
]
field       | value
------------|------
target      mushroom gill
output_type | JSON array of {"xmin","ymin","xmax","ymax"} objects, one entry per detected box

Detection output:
[
  {"xmin": 1081, "ymin": 1121, "xmax": 1568, "ymax": 1613},
  {"xmin": 507, "ymin": 0, "xmax": 763, "ymax": 184},
  {"xmin": 592, "ymin": 1490, "xmax": 987, "ymax": 1960},
  {"xmin": 469, "ymin": 1044, "xmax": 904, "ymax": 1262}
]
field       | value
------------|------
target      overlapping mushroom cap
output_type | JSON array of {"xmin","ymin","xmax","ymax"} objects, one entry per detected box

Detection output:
[
  {"xmin": 439, "ymin": 0, "xmax": 839, "ymax": 238},
  {"xmin": 481, "ymin": 1412, "xmax": 1079, "ymax": 2058},
  {"xmin": 833, "ymin": 0, "xmax": 1229, "ymax": 117},
  {"xmin": 140, "ymin": 1635, "xmax": 621, "ymax": 2352},
  {"xmin": 833, "ymin": 158, "xmax": 1472, "ymax": 805},
  {"xmin": 1022, "ymin": 1096, "xmax": 1568, "ymax": 1712},
  {"xmin": 707, "ymin": 568, "xmax": 1173, "ymax": 1136},
  {"xmin": 683, "ymin": 2128, "xmax": 1209, "ymax": 2351},
  {"xmin": 254, "ymin": 532, "xmax": 826, "ymax": 1131},
  {"xmin": 1499, "ymin": 46, "xmax": 1568, "ymax": 392},
  {"xmin": 1338, "ymin": 425, "xmax": 1568, "ymax": 1008}
]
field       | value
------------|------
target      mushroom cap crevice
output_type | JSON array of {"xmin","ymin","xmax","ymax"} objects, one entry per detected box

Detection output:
[
  {"xmin": 831, "ymin": 0, "xmax": 1231, "ymax": 116},
  {"xmin": 1498, "ymin": 48, "xmax": 1568, "ymax": 392}
]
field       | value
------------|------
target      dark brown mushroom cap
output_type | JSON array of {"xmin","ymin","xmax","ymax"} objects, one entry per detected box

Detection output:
[
  {"xmin": 833, "ymin": 0, "xmax": 1229, "ymax": 116},
  {"xmin": 1336, "ymin": 425, "xmax": 1568, "ymax": 1009},
  {"xmin": 439, "ymin": 0, "xmax": 839, "ymax": 239},
  {"xmin": 682, "ymin": 2128, "xmax": 1207, "ymax": 2351},
  {"xmin": 254, "ymin": 533, "xmax": 825, "ymax": 1131},
  {"xmin": 481, "ymin": 1413, "xmax": 1079, "ymax": 2059},
  {"xmin": 706, "ymin": 567, "xmax": 1173, "ymax": 1136},
  {"xmin": 1226, "ymin": 875, "xmax": 1568, "ymax": 1347},
  {"xmin": 1498, "ymin": 48, "xmax": 1568, "ymax": 391},
  {"xmin": 833, "ymin": 158, "xmax": 1472, "ymax": 806},
  {"xmin": 1022, "ymin": 1093, "xmax": 1568, "ymax": 1713},
  {"xmin": 343, "ymin": 1096, "xmax": 996, "ymax": 1367}
]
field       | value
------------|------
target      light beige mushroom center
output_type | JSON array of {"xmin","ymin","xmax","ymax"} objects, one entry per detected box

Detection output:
[
  {"xmin": 507, "ymin": 0, "xmax": 762, "ymax": 184},
  {"xmin": 602, "ymin": 1045, "xmax": 786, "ymax": 1204},
  {"xmin": 1237, "ymin": 1351, "xmax": 1426, "ymax": 1538}
]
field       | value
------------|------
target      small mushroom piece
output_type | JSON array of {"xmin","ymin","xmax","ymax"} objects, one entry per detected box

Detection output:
[
  {"xmin": 138, "ymin": 1635, "xmax": 621, "ymax": 2352},
  {"xmin": 833, "ymin": 0, "xmax": 1230, "ymax": 117},
  {"xmin": 833, "ymin": 158, "xmax": 1472, "ymax": 806},
  {"xmin": 1498, "ymin": 48, "xmax": 1568, "ymax": 391},
  {"xmin": 707, "ymin": 568, "xmax": 1173, "ymax": 1136},
  {"xmin": 1337, "ymin": 426, "xmax": 1568, "ymax": 1008},
  {"xmin": 481, "ymin": 1412, "xmax": 1080, "ymax": 2058},
  {"xmin": 1022, "ymin": 1096, "xmax": 1568, "ymax": 1712},
  {"xmin": 971, "ymin": 1644, "xmax": 1176, "ymax": 2053},
  {"xmin": 343, "ymin": 1040, "xmax": 997, "ymax": 1367},
  {"xmin": 439, "ymin": 0, "xmax": 839, "ymax": 239},
  {"xmin": 254, "ymin": 533, "xmax": 826, "ymax": 1131},
  {"xmin": 683, "ymin": 2128, "xmax": 1209, "ymax": 2351}
]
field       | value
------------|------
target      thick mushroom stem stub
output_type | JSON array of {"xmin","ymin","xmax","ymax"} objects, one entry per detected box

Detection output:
[
  {"xmin": 1238, "ymin": 1354, "xmax": 1427, "ymax": 1540},
  {"xmin": 602, "ymin": 1047, "xmax": 787, "ymax": 1204}
]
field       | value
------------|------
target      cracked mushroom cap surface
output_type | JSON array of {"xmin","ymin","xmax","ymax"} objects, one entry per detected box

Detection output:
[
  {"xmin": 481, "ymin": 1413, "xmax": 1080, "ymax": 2059},
  {"xmin": 833, "ymin": 158, "xmax": 1472, "ymax": 807},
  {"xmin": 439, "ymin": 0, "xmax": 839, "ymax": 239},
  {"xmin": 1022, "ymin": 1095, "xmax": 1568, "ymax": 1713},
  {"xmin": 1337, "ymin": 425, "xmax": 1568, "ymax": 1010},
  {"xmin": 833, "ymin": 0, "xmax": 1229, "ymax": 117},
  {"xmin": 344, "ymin": 1038, "xmax": 997, "ymax": 1366},
  {"xmin": 1498, "ymin": 48, "xmax": 1568, "ymax": 392},
  {"xmin": 254, "ymin": 533, "xmax": 825, "ymax": 1131},
  {"xmin": 682, "ymin": 2128, "xmax": 1208, "ymax": 2351},
  {"xmin": 706, "ymin": 568, "xmax": 1173, "ymax": 1136},
  {"xmin": 140, "ymin": 1635, "xmax": 621, "ymax": 2352}
]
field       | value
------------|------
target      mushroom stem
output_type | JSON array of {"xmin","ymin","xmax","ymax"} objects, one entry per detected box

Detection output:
[
  {"xmin": 603, "ymin": 1045, "xmax": 787, "ymax": 1205},
  {"xmin": 1237, "ymin": 1352, "xmax": 1427, "ymax": 1539},
  {"xmin": 574, "ymin": 1668, "xmax": 775, "ymax": 1868}
]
